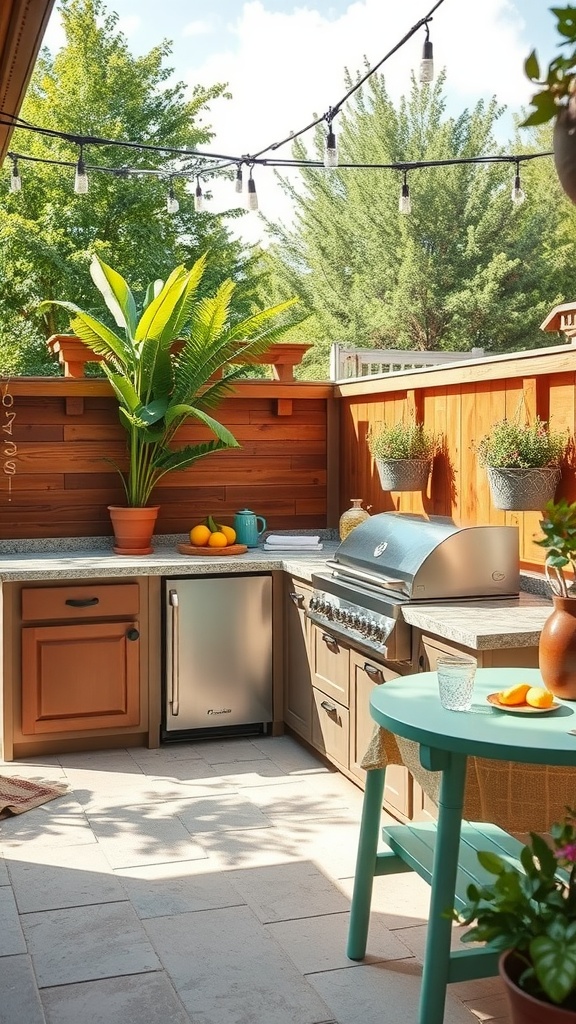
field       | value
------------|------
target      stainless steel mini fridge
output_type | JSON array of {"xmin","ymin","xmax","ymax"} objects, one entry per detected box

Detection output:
[{"xmin": 163, "ymin": 574, "xmax": 273, "ymax": 739}]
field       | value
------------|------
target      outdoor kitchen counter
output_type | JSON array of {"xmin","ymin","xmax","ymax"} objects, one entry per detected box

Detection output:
[{"xmin": 0, "ymin": 539, "xmax": 552, "ymax": 648}]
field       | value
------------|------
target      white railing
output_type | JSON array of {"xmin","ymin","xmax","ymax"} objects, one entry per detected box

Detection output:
[{"xmin": 329, "ymin": 343, "xmax": 485, "ymax": 381}]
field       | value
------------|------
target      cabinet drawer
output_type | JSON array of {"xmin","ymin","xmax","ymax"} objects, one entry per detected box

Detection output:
[
  {"xmin": 312, "ymin": 687, "xmax": 349, "ymax": 770},
  {"xmin": 21, "ymin": 584, "xmax": 140, "ymax": 622},
  {"xmin": 312, "ymin": 626, "xmax": 350, "ymax": 706}
]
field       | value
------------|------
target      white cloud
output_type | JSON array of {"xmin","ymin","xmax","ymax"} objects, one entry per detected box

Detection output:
[
  {"xmin": 184, "ymin": 0, "xmax": 540, "ymax": 246},
  {"xmin": 183, "ymin": 20, "xmax": 213, "ymax": 38}
]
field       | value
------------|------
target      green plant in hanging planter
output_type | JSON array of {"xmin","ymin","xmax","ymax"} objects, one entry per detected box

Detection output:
[
  {"xmin": 367, "ymin": 420, "xmax": 436, "ymax": 461},
  {"xmin": 475, "ymin": 417, "xmax": 567, "ymax": 470}
]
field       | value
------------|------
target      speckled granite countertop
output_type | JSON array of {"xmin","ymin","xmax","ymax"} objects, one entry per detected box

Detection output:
[{"xmin": 0, "ymin": 537, "xmax": 552, "ymax": 650}]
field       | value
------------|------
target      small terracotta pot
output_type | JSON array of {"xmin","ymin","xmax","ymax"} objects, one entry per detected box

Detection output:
[
  {"xmin": 554, "ymin": 108, "xmax": 576, "ymax": 206},
  {"xmin": 499, "ymin": 950, "xmax": 576, "ymax": 1023},
  {"xmin": 539, "ymin": 595, "xmax": 576, "ymax": 699},
  {"xmin": 108, "ymin": 505, "xmax": 160, "ymax": 555}
]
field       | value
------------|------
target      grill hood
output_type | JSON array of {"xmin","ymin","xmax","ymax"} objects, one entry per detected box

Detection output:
[{"xmin": 329, "ymin": 512, "xmax": 519, "ymax": 601}]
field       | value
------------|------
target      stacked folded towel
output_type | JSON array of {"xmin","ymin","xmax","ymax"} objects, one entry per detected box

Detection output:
[{"xmin": 263, "ymin": 534, "xmax": 323, "ymax": 551}]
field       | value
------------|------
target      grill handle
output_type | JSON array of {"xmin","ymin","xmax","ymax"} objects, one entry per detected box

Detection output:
[{"xmin": 363, "ymin": 662, "xmax": 384, "ymax": 684}]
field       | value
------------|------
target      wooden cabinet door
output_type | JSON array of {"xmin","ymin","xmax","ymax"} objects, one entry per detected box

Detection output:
[
  {"xmin": 22, "ymin": 621, "xmax": 140, "ymax": 734},
  {"xmin": 349, "ymin": 650, "xmax": 411, "ymax": 820},
  {"xmin": 283, "ymin": 579, "xmax": 313, "ymax": 741},
  {"xmin": 311, "ymin": 688, "xmax": 349, "ymax": 770},
  {"xmin": 312, "ymin": 625, "xmax": 350, "ymax": 706}
]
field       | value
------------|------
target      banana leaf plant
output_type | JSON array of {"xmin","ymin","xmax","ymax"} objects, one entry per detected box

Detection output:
[{"xmin": 40, "ymin": 253, "xmax": 297, "ymax": 507}]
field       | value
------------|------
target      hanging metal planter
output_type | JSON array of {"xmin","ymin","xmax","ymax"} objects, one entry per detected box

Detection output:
[
  {"xmin": 486, "ymin": 465, "xmax": 561, "ymax": 511},
  {"xmin": 375, "ymin": 458, "xmax": 431, "ymax": 492}
]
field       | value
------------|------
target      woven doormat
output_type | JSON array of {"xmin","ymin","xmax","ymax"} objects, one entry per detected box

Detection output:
[{"xmin": 0, "ymin": 775, "xmax": 68, "ymax": 819}]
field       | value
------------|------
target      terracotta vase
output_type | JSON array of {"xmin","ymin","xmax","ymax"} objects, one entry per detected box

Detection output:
[
  {"xmin": 554, "ymin": 109, "xmax": 576, "ymax": 206},
  {"xmin": 108, "ymin": 506, "xmax": 160, "ymax": 556},
  {"xmin": 539, "ymin": 595, "xmax": 576, "ymax": 700},
  {"xmin": 499, "ymin": 951, "xmax": 576, "ymax": 1023}
]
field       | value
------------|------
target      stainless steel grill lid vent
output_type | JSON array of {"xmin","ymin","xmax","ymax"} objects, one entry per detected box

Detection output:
[{"xmin": 329, "ymin": 512, "xmax": 519, "ymax": 600}]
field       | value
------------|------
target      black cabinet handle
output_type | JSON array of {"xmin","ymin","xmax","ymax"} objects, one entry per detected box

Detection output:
[
  {"xmin": 364, "ymin": 663, "xmax": 384, "ymax": 683},
  {"xmin": 289, "ymin": 592, "xmax": 305, "ymax": 607},
  {"xmin": 322, "ymin": 633, "xmax": 339, "ymax": 652},
  {"xmin": 419, "ymin": 654, "xmax": 426, "ymax": 669},
  {"xmin": 65, "ymin": 597, "xmax": 99, "ymax": 607},
  {"xmin": 126, "ymin": 628, "xmax": 140, "ymax": 641},
  {"xmin": 320, "ymin": 700, "xmax": 337, "ymax": 714}
]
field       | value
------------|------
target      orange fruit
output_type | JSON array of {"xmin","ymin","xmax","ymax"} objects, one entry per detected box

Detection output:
[
  {"xmin": 497, "ymin": 683, "xmax": 531, "ymax": 706},
  {"xmin": 190, "ymin": 524, "xmax": 211, "ymax": 546},
  {"xmin": 219, "ymin": 525, "xmax": 236, "ymax": 545},
  {"xmin": 207, "ymin": 531, "xmax": 228, "ymax": 547},
  {"xmin": 525, "ymin": 686, "xmax": 554, "ymax": 709}
]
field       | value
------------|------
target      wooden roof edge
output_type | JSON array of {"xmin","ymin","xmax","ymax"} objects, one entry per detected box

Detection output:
[{"xmin": 0, "ymin": 0, "xmax": 57, "ymax": 164}]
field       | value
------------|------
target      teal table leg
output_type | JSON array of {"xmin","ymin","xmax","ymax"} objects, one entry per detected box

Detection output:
[
  {"xmin": 418, "ymin": 749, "xmax": 467, "ymax": 1024},
  {"xmin": 346, "ymin": 767, "xmax": 385, "ymax": 960}
]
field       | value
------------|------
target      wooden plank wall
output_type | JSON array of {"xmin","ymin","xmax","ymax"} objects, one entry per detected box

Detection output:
[
  {"xmin": 337, "ymin": 347, "xmax": 576, "ymax": 572},
  {"xmin": 0, "ymin": 380, "xmax": 333, "ymax": 540}
]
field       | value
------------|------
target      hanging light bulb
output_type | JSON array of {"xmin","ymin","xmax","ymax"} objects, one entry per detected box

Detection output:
[
  {"xmin": 9, "ymin": 156, "xmax": 21, "ymax": 193},
  {"xmin": 247, "ymin": 172, "xmax": 258, "ymax": 211},
  {"xmin": 74, "ymin": 146, "xmax": 88, "ymax": 194},
  {"xmin": 419, "ymin": 24, "xmax": 434, "ymax": 84},
  {"xmin": 235, "ymin": 164, "xmax": 243, "ymax": 193},
  {"xmin": 324, "ymin": 125, "xmax": 338, "ymax": 168},
  {"xmin": 511, "ymin": 161, "xmax": 526, "ymax": 205},
  {"xmin": 194, "ymin": 178, "xmax": 204, "ymax": 212},
  {"xmin": 399, "ymin": 171, "xmax": 411, "ymax": 214},
  {"xmin": 166, "ymin": 180, "xmax": 179, "ymax": 214}
]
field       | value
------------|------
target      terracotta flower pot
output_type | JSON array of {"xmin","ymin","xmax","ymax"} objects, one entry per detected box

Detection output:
[
  {"xmin": 108, "ymin": 506, "xmax": 160, "ymax": 556},
  {"xmin": 499, "ymin": 950, "xmax": 576, "ymax": 1023},
  {"xmin": 539, "ymin": 595, "xmax": 576, "ymax": 699},
  {"xmin": 554, "ymin": 108, "xmax": 576, "ymax": 206}
]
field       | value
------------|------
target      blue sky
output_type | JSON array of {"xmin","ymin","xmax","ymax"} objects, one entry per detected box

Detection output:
[{"xmin": 43, "ymin": 1, "xmax": 563, "ymax": 243}]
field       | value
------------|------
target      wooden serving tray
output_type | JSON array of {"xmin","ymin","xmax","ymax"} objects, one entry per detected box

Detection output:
[{"xmin": 177, "ymin": 543, "xmax": 248, "ymax": 557}]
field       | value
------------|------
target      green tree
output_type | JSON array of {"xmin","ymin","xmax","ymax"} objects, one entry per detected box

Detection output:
[
  {"xmin": 263, "ymin": 72, "xmax": 576, "ymax": 378},
  {"xmin": 0, "ymin": 0, "xmax": 255, "ymax": 375}
]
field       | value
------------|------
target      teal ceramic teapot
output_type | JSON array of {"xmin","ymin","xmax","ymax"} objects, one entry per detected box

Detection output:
[{"xmin": 233, "ymin": 509, "xmax": 267, "ymax": 548}]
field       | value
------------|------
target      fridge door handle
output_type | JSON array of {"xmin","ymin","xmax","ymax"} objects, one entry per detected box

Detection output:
[{"xmin": 169, "ymin": 589, "xmax": 180, "ymax": 716}]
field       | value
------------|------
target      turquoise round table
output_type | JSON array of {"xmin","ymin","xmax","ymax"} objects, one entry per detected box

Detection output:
[{"xmin": 346, "ymin": 667, "xmax": 576, "ymax": 1024}]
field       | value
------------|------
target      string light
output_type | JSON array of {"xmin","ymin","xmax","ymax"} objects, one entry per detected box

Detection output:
[
  {"xmin": 324, "ymin": 112, "xmax": 338, "ymax": 169},
  {"xmin": 419, "ymin": 23, "xmax": 434, "ymax": 84},
  {"xmin": 194, "ymin": 177, "xmax": 204, "ymax": 212},
  {"xmin": 511, "ymin": 160, "xmax": 526, "ymax": 205},
  {"xmin": 399, "ymin": 170, "xmax": 411, "ymax": 214},
  {"xmin": 166, "ymin": 179, "xmax": 179, "ymax": 214},
  {"xmin": 247, "ymin": 170, "xmax": 258, "ymax": 211},
  {"xmin": 235, "ymin": 164, "xmax": 243, "ymax": 193},
  {"xmin": 74, "ymin": 145, "xmax": 88, "ymax": 194},
  {"xmin": 9, "ymin": 155, "xmax": 21, "ymax": 192}
]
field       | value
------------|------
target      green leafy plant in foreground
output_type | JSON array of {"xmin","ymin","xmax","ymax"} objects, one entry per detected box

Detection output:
[
  {"xmin": 535, "ymin": 498, "xmax": 576, "ymax": 597},
  {"xmin": 523, "ymin": 5, "xmax": 576, "ymax": 126},
  {"xmin": 456, "ymin": 807, "xmax": 576, "ymax": 1008},
  {"xmin": 39, "ymin": 253, "xmax": 297, "ymax": 506}
]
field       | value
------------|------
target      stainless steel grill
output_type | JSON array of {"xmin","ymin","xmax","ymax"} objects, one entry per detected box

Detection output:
[{"xmin": 308, "ymin": 513, "xmax": 519, "ymax": 663}]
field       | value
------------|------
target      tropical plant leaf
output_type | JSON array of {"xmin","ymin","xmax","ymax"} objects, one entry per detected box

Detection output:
[
  {"xmin": 89, "ymin": 255, "xmax": 137, "ymax": 337},
  {"xmin": 531, "ymin": 929, "xmax": 576, "ymax": 1004}
]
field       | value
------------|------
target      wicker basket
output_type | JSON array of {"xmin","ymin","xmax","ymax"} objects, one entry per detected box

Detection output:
[
  {"xmin": 375, "ymin": 458, "xmax": 431, "ymax": 492},
  {"xmin": 486, "ymin": 465, "xmax": 561, "ymax": 511}
]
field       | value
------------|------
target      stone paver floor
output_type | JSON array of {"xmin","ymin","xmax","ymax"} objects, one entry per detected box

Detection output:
[{"xmin": 0, "ymin": 735, "xmax": 510, "ymax": 1024}]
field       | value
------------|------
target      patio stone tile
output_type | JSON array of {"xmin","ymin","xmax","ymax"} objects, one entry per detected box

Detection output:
[
  {"xmin": 58, "ymin": 750, "xmax": 143, "ymax": 772},
  {"xmin": 266, "ymin": 910, "xmax": 412, "ymax": 972},
  {"xmin": 461, "ymin": 991, "xmax": 510, "ymax": 1020},
  {"xmin": 0, "ymin": 754, "xmax": 61, "ymax": 768},
  {"xmin": 309, "ymin": 959, "xmax": 483, "ymax": 1024},
  {"xmin": 174, "ymin": 792, "xmax": 272, "ymax": 833},
  {"xmin": 143, "ymin": 759, "xmax": 229, "ymax": 784},
  {"xmin": 0, "ymin": 762, "xmax": 67, "ymax": 781},
  {"xmin": 67, "ymin": 770, "xmax": 225, "ymax": 810},
  {"xmin": 250, "ymin": 734, "xmax": 333, "ymax": 772},
  {"xmin": 144, "ymin": 904, "xmax": 335, "ymax": 1024},
  {"xmin": 0, "ymin": 855, "xmax": 9, "ymax": 885},
  {"xmin": 392, "ymin": 920, "xmax": 470, "ymax": 961},
  {"xmin": 116, "ymin": 859, "xmax": 246, "ymax": 918},
  {"xmin": 128, "ymin": 742, "xmax": 204, "ymax": 764},
  {"xmin": 338, "ymin": 870, "xmax": 431, "ymax": 928},
  {"xmin": 63, "ymin": 768, "xmax": 158, "ymax": 798},
  {"xmin": 5, "ymin": 843, "xmax": 125, "ymax": 913},
  {"xmin": 22, "ymin": 902, "xmax": 160, "ymax": 987},
  {"xmin": 195, "ymin": 823, "xmax": 303, "ymax": 869},
  {"xmin": 0, "ymin": 954, "xmax": 46, "ymax": 1024},
  {"xmin": 241, "ymin": 779, "xmax": 351, "ymax": 818},
  {"xmin": 41, "ymin": 972, "xmax": 191, "ymax": 1024},
  {"xmin": 191, "ymin": 738, "xmax": 269, "ymax": 764},
  {"xmin": 207, "ymin": 760, "xmax": 292, "ymax": 787},
  {"xmin": 267, "ymin": 814, "xmax": 366, "ymax": 878},
  {"xmin": 0, "ymin": 795, "xmax": 95, "ymax": 850},
  {"xmin": 0, "ymin": 885, "xmax": 26, "ymax": 954},
  {"xmin": 224, "ymin": 859, "xmax": 351, "ymax": 923},
  {"xmin": 86, "ymin": 803, "xmax": 208, "ymax": 868}
]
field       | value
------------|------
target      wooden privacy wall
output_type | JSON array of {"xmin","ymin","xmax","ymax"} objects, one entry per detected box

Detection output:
[
  {"xmin": 1, "ymin": 379, "xmax": 335, "ymax": 540},
  {"xmin": 337, "ymin": 345, "xmax": 576, "ymax": 571}
]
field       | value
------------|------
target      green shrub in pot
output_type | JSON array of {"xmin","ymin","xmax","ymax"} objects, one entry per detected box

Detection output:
[{"xmin": 367, "ymin": 420, "xmax": 437, "ymax": 492}]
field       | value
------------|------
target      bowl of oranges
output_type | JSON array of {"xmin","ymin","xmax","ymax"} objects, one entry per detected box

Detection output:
[
  {"xmin": 178, "ymin": 517, "xmax": 248, "ymax": 556},
  {"xmin": 486, "ymin": 682, "xmax": 560, "ymax": 714}
]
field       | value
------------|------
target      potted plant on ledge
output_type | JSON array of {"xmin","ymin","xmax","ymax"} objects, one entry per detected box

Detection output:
[
  {"xmin": 40, "ymin": 253, "xmax": 297, "ymax": 554},
  {"xmin": 367, "ymin": 420, "xmax": 436, "ymax": 491},
  {"xmin": 456, "ymin": 806, "xmax": 576, "ymax": 1023},
  {"xmin": 535, "ymin": 498, "xmax": 576, "ymax": 699},
  {"xmin": 475, "ymin": 416, "xmax": 567, "ymax": 511}
]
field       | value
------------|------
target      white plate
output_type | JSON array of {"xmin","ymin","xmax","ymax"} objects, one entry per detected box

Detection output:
[{"xmin": 486, "ymin": 692, "xmax": 560, "ymax": 714}]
